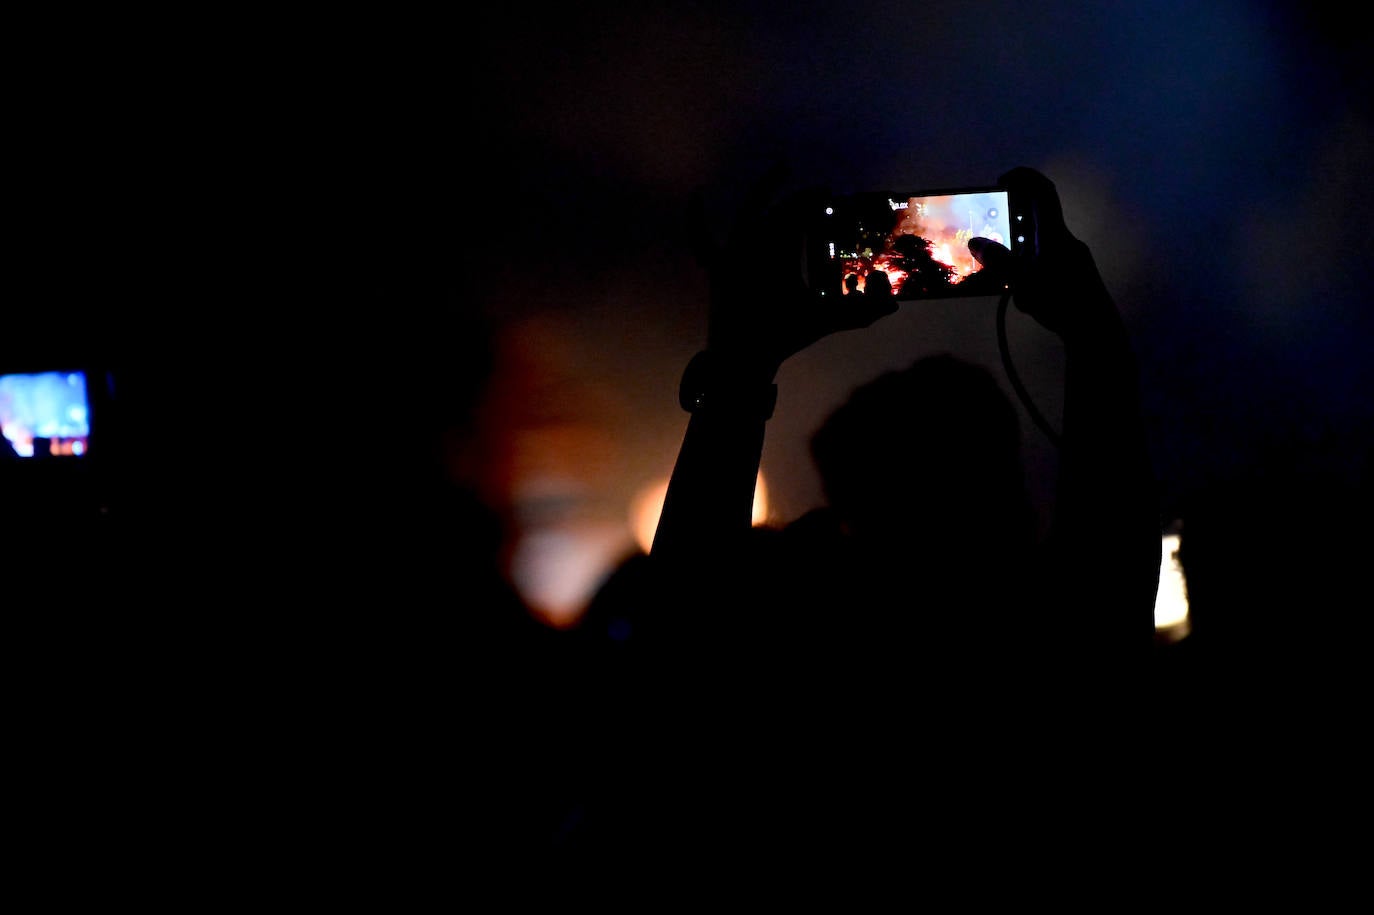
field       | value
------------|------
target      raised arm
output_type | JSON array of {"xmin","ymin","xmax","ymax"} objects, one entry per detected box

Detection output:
[
  {"xmin": 650, "ymin": 168, "xmax": 896, "ymax": 564},
  {"xmin": 971, "ymin": 167, "xmax": 1161, "ymax": 653}
]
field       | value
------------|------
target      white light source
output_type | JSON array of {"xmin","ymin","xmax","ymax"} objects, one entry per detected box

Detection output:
[{"xmin": 1155, "ymin": 530, "xmax": 1191, "ymax": 637}]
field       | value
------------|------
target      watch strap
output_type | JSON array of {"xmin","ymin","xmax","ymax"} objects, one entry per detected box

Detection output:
[{"xmin": 678, "ymin": 350, "xmax": 778, "ymax": 420}]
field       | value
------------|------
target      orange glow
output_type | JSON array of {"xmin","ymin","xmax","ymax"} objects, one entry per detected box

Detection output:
[
  {"xmin": 928, "ymin": 242, "xmax": 960, "ymax": 272},
  {"xmin": 630, "ymin": 472, "xmax": 769, "ymax": 554},
  {"xmin": 509, "ymin": 521, "xmax": 633, "ymax": 629}
]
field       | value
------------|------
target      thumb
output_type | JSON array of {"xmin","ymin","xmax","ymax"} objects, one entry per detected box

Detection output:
[{"xmin": 968, "ymin": 236, "xmax": 1013, "ymax": 280}]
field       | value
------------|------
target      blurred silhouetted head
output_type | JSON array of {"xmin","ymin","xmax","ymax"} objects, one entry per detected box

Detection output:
[{"xmin": 810, "ymin": 353, "xmax": 1033, "ymax": 557}]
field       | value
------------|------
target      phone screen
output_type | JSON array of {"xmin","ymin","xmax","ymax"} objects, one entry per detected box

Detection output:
[
  {"xmin": 0, "ymin": 370, "xmax": 91, "ymax": 458},
  {"xmin": 809, "ymin": 187, "xmax": 1015, "ymax": 300}
]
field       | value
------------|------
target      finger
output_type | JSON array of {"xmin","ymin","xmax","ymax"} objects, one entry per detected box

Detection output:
[
  {"xmin": 816, "ymin": 284, "xmax": 898, "ymax": 335},
  {"xmin": 998, "ymin": 166, "xmax": 1067, "ymax": 239},
  {"xmin": 853, "ymin": 291, "xmax": 899, "ymax": 326},
  {"xmin": 968, "ymin": 236, "xmax": 1010, "ymax": 270},
  {"xmin": 970, "ymin": 236, "xmax": 1031, "ymax": 305},
  {"xmin": 969, "ymin": 236, "xmax": 1018, "ymax": 288}
]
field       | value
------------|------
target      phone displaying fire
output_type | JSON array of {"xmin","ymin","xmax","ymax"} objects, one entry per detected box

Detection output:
[{"xmin": 808, "ymin": 186, "xmax": 1017, "ymax": 300}]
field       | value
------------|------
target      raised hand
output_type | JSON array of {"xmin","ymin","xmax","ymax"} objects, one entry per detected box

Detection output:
[
  {"xmin": 968, "ymin": 166, "xmax": 1114, "ymax": 339},
  {"xmin": 691, "ymin": 165, "xmax": 899, "ymax": 380}
]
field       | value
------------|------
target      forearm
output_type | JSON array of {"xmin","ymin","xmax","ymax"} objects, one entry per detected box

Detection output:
[
  {"xmin": 650, "ymin": 410, "xmax": 768, "ymax": 561},
  {"xmin": 649, "ymin": 350, "xmax": 776, "ymax": 564},
  {"xmin": 1053, "ymin": 298, "xmax": 1162, "ymax": 644}
]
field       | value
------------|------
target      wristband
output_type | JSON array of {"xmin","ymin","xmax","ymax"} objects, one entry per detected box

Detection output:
[{"xmin": 678, "ymin": 350, "xmax": 778, "ymax": 420}]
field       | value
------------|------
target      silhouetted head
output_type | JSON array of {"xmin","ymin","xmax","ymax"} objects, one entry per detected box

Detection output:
[{"xmin": 809, "ymin": 353, "xmax": 1033, "ymax": 559}]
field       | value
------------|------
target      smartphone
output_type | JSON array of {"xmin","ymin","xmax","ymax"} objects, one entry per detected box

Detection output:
[
  {"xmin": 804, "ymin": 185, "xmax": 1030, "ymax": 300},
  {"xmin": 0, "ymin": 369, "xmax": 93, "ymax": 459},
  {"xmin": 0, "ymin": 365, "xmax": 119, "ymax": 524}
]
